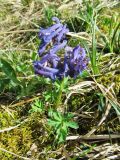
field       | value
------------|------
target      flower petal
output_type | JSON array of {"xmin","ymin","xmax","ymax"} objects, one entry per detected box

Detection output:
[
  {"xmin": 49, "ymin": 40, "xmax": 67, "ymax": 54},
  {"xmin": 52, "ymin": 17, "xmax": 60, "ymax": 23},
  {"xmin": 38, "ymin": 42, "xmax": 48, "ymax": 56}
]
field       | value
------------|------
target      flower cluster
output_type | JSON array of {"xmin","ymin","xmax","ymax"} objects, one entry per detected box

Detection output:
[{"xmin": 33, "ymin": 17, "xmax": 89, "ymax": 80}]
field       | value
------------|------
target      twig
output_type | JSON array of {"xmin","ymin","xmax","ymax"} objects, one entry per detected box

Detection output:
[
  {"xmin": 17, "ymin": 75, "xmax": 37, "ymax": 80},
  {"xmin": 0, "ymin": 147, "xmax": 31, "ymax": 160},
  {"xmin": 0, "ymin": 29, "xmax": 39, "ymax": 35},
  {"xmin": 67, "ymin": 32, "xmax": 104, "ymax": 48},
  {"xmin": 0, "ymin": 119, "xmax": 28, "ymax": 133},
  {"xmin": 9, "ymin": 95, "xmax": 41, "ymax": 108},
  {"xmin": 102, "ymin": 154, "xmax": 120, "ymax": 160},
  {"xmin": 66, "ymin": 134, "xmax": 120, "ymax": 141}
]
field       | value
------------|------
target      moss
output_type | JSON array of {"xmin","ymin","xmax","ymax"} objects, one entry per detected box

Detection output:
[
  {"xmin": 97, "ymin": 73, "xmax": 120, "ymax": 94},
  {"xmin": 0, "ymin": 110, "xmax": 57, "ymax": 159},
  {"xmin": 0, "ymin": 110, "xmax": 32, "ymax": 158},
  {"xmin": 0, "ymin": 110, "xmax": 17, "ymax": 128}
]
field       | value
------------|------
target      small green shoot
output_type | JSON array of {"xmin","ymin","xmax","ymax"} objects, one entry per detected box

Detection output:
[
  {"xmin": 48, "ymin": 111, "xmax": 79, "ymax": 143},
  {"xmin": 97, "ymin": 93, "xmax": 105, "ymax": 112},
  {"xmin": 29, "ymin": 99, "xmax": 44, "ymax": 113}
]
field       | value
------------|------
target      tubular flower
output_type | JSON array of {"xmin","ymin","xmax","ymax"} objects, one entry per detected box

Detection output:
[
  {"xmin": 33, "ymin": 59, "xmax": 59, "ymax": 80},
  {"xmin": 49, "ymin": 40, "xmax": 67, "ymax": 55},
  {"xmin": 38, "ymin": 17, "xmax": 69, "ymax": 56},
  {"xmin": 34, "ymin": 42, "xmax": 64, "ymax": 80},
  {"xmin": 63, "ymin": 45, "xmax": 89, "ymax": 78},
  {"xmin": 33, "ymin": 17, "xmax": 89, "ymax": 80}
]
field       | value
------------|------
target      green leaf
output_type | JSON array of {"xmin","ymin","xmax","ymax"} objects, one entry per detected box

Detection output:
[
  {"xmin": 61, "ymin": 123, "xmax": 68, "ymax": 135},
  {"xmin": 80, "ymin": 70, "xmax": 89, "ymax": 78},
  {"xmin": 48, "ymin": 119, "xmax": 60, "ymax": 126},
  {"xmin": 29, "ymin": 100, "xmax": 44, "ymax": 113},
  {"xmin": 53, "ymin": 112, "xmax": 62, "ymax": 121},
  {"xmin": 66, "ymin": 113, "xmax": 74, "ymax": 119},
  {"xmin": 54, "ymin": 81, "xmax": 60, "ymax": 90},
  {"xmin": 0, "ymin": 58, "xmax": 19, "ymax": 84},
  {"xmin": 0, "ymin": 78, "xmax": 10, "ymax": 92},
  {"xmin": 48, "ymin": 108, "xmax": 54, "ymax": 117},
  {"xmin": 63, "ymin": 77, "xmax": 69, "ymax": 85},
  {"xmin": 66, "ymin": 121, "xmax": 79, "ymax": 129},
  {"xmin": 109, "ymin": 100, "xmax": 120, "ymax": 116},
  {"xmin": 57, "ymin": 128, "xmax": 67, "ymax": 143}
]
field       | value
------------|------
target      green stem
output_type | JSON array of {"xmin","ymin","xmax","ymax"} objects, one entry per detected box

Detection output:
[{"xmin": 54, "ymin": 79, "xmax": 65, "ymax": 109}]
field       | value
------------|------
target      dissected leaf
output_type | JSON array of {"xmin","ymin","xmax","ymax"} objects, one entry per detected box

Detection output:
[
  {"xmin": 0, "ymin": 58, "xmax": 19, "ymax": 84},
  {"xmin": 66, "ymin": 121, "xmax": 79, "ymax": 129},
  {"xmin": 66, "ymin": 113, "xmax": 74, "ymax": 119},
  {"xmin": 53, "ymin": 112, "xmax": 62, "ymax": 121},
  {"xmin": 48, "ymin": 119, "xmax": 60, "ymax": 126}
]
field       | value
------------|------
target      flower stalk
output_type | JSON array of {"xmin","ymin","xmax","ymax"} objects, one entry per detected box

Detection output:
[{"xmin": 54, "ymin": 79, "xmax": 65, "ymax": 110}]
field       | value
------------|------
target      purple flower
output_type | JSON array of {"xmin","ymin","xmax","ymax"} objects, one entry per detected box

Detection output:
[
  {"xmin": 49, "ymin": 40, "xmax": 67, "ymax": 54},
  {"xmin": 33, "ymin": 17, "xmax": 89, "ymax": 80},
  {"xmin": 38, "ymin": 17, "xmax": 69, "ymax": 56},
  {"xmin": 42, "ymin": 25, "xmax": 63, "ymax": 43},
  {"xmin": 63, "ymin": 45, "xmax": 89, "ymax": 78},
  {"xmin": 52, "ymin": 17, "xmax": 60, "ymax": 23},
  {"xmin": 57, "ymin": 24, "xmax": 69, "ymax": 42},
  {"xmin": 39, "ymin": 53, "xmax": 60, "ymax": 68},
  {"xmin": 34, "ymin": 60, "xmax": 59, "ymax": 80},
  {"xmin": 38, "ymin": 41, "xmax": 48, "ymax": 55}
]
